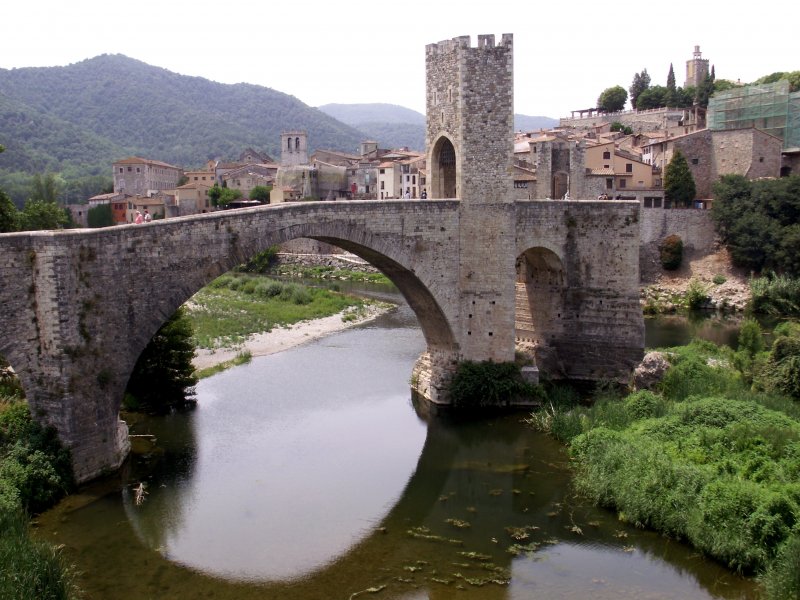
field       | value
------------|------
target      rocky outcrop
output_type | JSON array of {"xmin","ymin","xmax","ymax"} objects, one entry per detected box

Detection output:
[{"xmin": 633, "ymin": 351, "xmax": 671, "ymax": 390}]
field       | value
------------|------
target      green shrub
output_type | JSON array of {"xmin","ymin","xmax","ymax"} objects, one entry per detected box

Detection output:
[
  {"xmin": 763, "ymin": 336, "xmax": 800, "ymax": 399},
  {"xmin": 659, "ymin": 234, "xmax": 683, "ymax": 270},
  {"xmin": 623, "ymin": 390, "xmax": 667, "ymax": 420},
  {"xmin": 237, "ymin": 246, "xmax": 278, "ymax": 273},
  {"xmin": 659, "ymin": 355, "xmax": 738, "ymax": 401},
  {"xmin": 685, "ymin": 279, "xmax": 710, "ymax": 309},
  {"xmin": 448, "ymin": 361, "xmax": 536, "ymax": 409},
  {"xmin": 763, "ymin": 533, "xmax": 800, "ymax": 600},
  {"xmin": 738, "ymin": 319, "xmax": 764, "ymax": 357},
  {"xmin": 0, "ymin": 401, "xmax": 74, "ymax": 514},
  {"xmin": 750, "ymin": 275, "xmax": 800, "ymax": 316},
  {"xmin": 0, "ymin": 510, "xmax": 78, "ymax": 600},
  {"xmin": 713, "ymin": 274, "xmax": 727, "ymax": 285}
]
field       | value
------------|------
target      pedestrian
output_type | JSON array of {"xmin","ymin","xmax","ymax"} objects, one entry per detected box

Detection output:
[
  {"xmin": 134, "ymin": 210, "xmax": 143, "ymax": 224},
  {"xmin": 143, "ymin": 209, "xmax": 152, "ymax": 223},
  {"xmin": 420, "ymin": 189, "xmax": 427, "ymax": 199}
]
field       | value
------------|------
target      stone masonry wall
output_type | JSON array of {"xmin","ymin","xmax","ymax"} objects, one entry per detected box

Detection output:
[
  {"xmin": 639, "ymin": 207, "xmax": 717, "ymax": 281},
  {"xmin": 516, "ymin": 200, "xmax": 644, "ymax": 380}
]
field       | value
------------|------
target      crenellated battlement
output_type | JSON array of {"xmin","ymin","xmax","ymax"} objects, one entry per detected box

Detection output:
[{"xmin": 425, "ymin": 33, "xmax": 512, "ymax": 56}]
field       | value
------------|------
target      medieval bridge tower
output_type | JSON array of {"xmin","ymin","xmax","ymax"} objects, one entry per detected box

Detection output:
[{"xmin": 423, "ymin": 34, "xmax": 518, "ymax": 367}]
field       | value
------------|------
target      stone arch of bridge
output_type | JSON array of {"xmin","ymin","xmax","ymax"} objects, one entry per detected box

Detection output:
[
  {"xmin": 514, "ymin": 246, "xmax": 566, "ymax": 363},
  {"xmin": 429, "ymin": 134, "xmax": 457, "ymax": 199},
  {"xmin": 117, "ymin": 225, "xmax": 459, "ymax": 419}
]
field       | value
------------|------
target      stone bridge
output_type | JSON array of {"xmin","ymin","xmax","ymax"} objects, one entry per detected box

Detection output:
[{"xmin": 0, "ymin": 198, "xmax": 643, "ymax": 481}]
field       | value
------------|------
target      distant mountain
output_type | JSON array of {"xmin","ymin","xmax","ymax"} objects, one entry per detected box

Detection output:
[
  {"xmin": 318, "ymin": 103, "xmax": 558, "ymax": 152},
  {"xmin": 514, "ymin": 114, "xmax": 559, "ymax": 132},
  {"xmin": 319, "ymin": 103, "xmax": 426, "ymax": 151},
  {"xmin": 319, "ymin": 103, "xmax": 425, "ymax": 126},
  {"xmin": 0, "ymin": 55, "xmax": 368, "ymax": 202}
]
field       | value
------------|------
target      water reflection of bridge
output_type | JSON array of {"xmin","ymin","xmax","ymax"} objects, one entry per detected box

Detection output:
[{"xmin": 102, "ymin": 401, "xmax": 742, "ymax": 600}]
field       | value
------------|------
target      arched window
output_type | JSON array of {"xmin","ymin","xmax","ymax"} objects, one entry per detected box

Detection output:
[
  {"xmin": 287, "ymin": 137, "xmax": 292, "ymax": 150},
  {"xmin": 430, "ymin": 136, "xmax": 457, "ymax": 199},
  {"xmin": 295, "ymin": 137, "xmax": 300, "ymax": 150}
]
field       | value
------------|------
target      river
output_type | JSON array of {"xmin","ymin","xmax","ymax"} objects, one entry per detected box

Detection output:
[{"xmin": 33, "ymin": 288, "xmax": 758, "ymax": 599}]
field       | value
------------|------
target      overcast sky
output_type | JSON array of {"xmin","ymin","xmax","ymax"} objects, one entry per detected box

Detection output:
[{"xmin": 1, "ymin": 0, "xmax": 795, "ymax": 120}]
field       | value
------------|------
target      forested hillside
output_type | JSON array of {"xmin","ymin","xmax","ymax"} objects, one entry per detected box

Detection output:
[
  {"xmin": 0, "ymin": 55, "xmax": 367, "ymax": 203},
  {"xmin": 0, "ymin": 56, "xmax": 561, "ymax": 205}
]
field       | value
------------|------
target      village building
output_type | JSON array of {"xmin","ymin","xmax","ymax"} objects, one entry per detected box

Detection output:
[
  {"xmin": 642, "ymin": 127, "xmax": 783, "ymax": 201},
  {"xmin": 220, "ymin": 164, "xmax": 277, "ymax": 199},
  {"xmin": 174, "ymin": 182, "xmax": 213, "ymax": 215},
  {"xmin": 113, "ymin": 157, "xmax": 182, "ymax": 196}
]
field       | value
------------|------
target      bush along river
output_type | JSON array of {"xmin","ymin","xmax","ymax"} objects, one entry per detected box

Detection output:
[{"xmin": 32, "ymin": 290, "xmax": 759, "ymax": 599}]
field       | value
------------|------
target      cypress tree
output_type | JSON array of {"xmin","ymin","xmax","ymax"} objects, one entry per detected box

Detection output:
[{"xmin": 664, "ymin": 150, "xmax": 697, "ymax": 208}]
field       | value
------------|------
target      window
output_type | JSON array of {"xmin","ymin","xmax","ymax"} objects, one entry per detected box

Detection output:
[
  {"xmin": 691, "ymin": 158, "xmax": 699, "ymax": 165},
  {"xmin": 287, "ymin": 138, "xmax": 292, "ymax": 150},
  {"xmin": 626, "ymin": 163, "xmax": 632, "ymax": 173},
  {"xmin": 606, "ymin": 178, "xmax": 613, "ymax": 189},
  {"xmin": 412, "ymin": 175, "xmax": 416, "ymax": 184},
  {"xmin": 136, "ymin": 167, "xmax": 140, "ymax": 173},
  {"xmin": 380, "ymin": 181, "xmax": 384, "ymax": 190},
  {"xmin": 759, "ymin": 157, "xmax": 764, "ymax": 163},
  {"xmin": 295, "ymin": 137, "xmax": 300, "ymax": 150},
  {"xmin": 619, "ymin": 179, "xmax": 626, "ymax": 188},
  {"xmin": 119, "ymin": 168, "xmax": 123, "ymax": 173},
  {"xmin": 127, "ymin": 167, "xmax": 132, "ymax": 172},
  {"xmin": 379, "ymin": 169, "xmax": 385, "ymax": 174},
  {"xmin": 603, "ymin": 151, "xmax": 611, "ymax": 160}
]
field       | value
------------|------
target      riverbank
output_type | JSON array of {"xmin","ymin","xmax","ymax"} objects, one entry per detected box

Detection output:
[
  {"xmin": 642, "ymin": 247, "xmax": 751, "ymax": 312},
  {"xmin": 192, "ymin": 303, "xmax": 390, "ymax": 372}
]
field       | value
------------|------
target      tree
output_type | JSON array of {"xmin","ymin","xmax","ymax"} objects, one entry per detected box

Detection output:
[
  {"xmin": 610, "ymin": 122, "xmax": 633, "ymax": 135},
  {"xmin": 663, "ymin": 150, "xmax": 696, "ymax": 208},
  {"xmin": 249, "ymin": 185, "xmax": 272, "ymax": 203},
  {"xmin": 208, "ymin": 183, "xmax": 222, "ymax": 207},
  {"xmin": 636, "ymin": 86, "xmax": 668, "ymax": 110},
  {"xmin": 88, "ymin": 203, "xmax": 114, "ymax": 228},
  {"xmin": 711, "ymin": 174, "xmax": 753, "ymax": 243},
  {"xmin": 695, "ymin": 73, "xmax": 715, "ymax": 108},
  {"xmin": 629, "ymin": 69, "xmax": 651, "ymax": 110},
  {"xmin": 29, "ymin": 173, "xmax": 62, "ymax": 204},
  {"xmin": 0, "ymin": 189, "xmax": 18, "ymax": 233},
  {"xmin": 124, "ymin": 308, "xmax": 198, "ymax": 414},
  {"xmin": 712, "ymin": 175, "xmax": 800, "ymax": 275},
  {"xmin": 18, "ymin": 199, "xmax": 69, "ymax": 231},
  {"xmin": 665, "ymin": 64, "xmax": 677, "ymax": 107},
  {"xmin": 216, "ymin": 188, "xmax": 243, "ymax": 207},
  {"xmin": 0, "ymin": 146, "xmax": 16, "ymax": 233},
  {"xmin": 597, "ymin": 86, "xmax": 628, "ymax": 113}
]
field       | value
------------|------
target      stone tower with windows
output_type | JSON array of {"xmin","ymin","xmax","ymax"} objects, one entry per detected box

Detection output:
[
  {"xmin": 423, "ymin": 34, "xmax": 516, "ymax": 364},
  {"xmin": 425, "ymin": 34, "xmax": 514, "ymax": 203},
  {"xmin": 685, "ymin": 45, "xmax": 709, "ymax": 89},
  {"xmin": 280, "ymin": 131, "xmax": 308, "ymax": 167}
]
